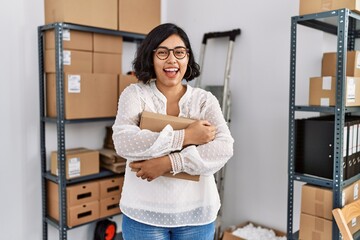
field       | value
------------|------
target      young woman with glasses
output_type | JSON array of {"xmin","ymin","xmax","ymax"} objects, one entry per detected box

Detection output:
[{"xmin": 112, "ymin": 23, "xmax": 234, "ymax": 240}]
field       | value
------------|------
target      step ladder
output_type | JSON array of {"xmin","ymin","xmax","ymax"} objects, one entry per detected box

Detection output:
[{"xmin": 195, "ymin": 28, "xmax": 240, "ymax": 240}]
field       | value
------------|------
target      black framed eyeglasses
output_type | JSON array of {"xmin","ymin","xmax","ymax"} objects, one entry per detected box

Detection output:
[{"xmin": 153, "ymin": 46, "xmax": 189, "ymax": 60}]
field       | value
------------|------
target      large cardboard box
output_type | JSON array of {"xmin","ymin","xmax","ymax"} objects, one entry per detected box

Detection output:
[
  {"xmin": 299, "ymin": 0, "xmax": 360, "ymax": 15},
  {"xmin": 119, "ymin": 74, "xmax": 138, "ymax": 98},
  {"xmin": 99, "ymin": 195, "xmax": 121, "ymax": 218},
  {"xmin": 118, "ymin": 0, "xmax": 160, "ymax": 34},
  {"xmin": 93, "ymin": 33, "xmax": 122, "ymax": 54},
  {"xmin": 45, "ymin": 49, "xmax": 92, "ymax": 73},
  {"xmin": 98, "ymin": 176, "xmax": 124, "ymax": 199},
  {"xmin": 47, "ymin": 180, "xmax": 99, "ymax": 207},
  {"xmin": 45, "ymin": 0, "xmax": 118, "ymax": 30},
  {"xmin": 139, "ymin": 111, "xmax": 200, "ymax": 181},
  {"xmin": 46, "ymin": 73, "xmax": 118, "ymax": 119},
  {"xmin": 93, "ymin": 53, "xmax": 122, "ymax": 74},
  {"xmin": 299, "ymin": 213, "xmax": 332, "ymax": 240},
  {"xmin": 222, "ymin": 222, "xmax": 286, "ymax": 240},
  {"xmin": 45, "ymin": 29, "xmax": 93, "ymax": 51},
  {"xmin": 50, "ymin": 148, "xmax": 100, "ymax": 179},
  {"xmin": 309, "ymin": 76, "xmax": 360, "ymax": 106},
  {"xmin": 322, "ymin": 51, "xmax": 360, "ymax": 77}
]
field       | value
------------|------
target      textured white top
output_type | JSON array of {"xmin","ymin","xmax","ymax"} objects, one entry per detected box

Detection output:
[{"xmin": 112, "ymin": 80, "xmax": 234, "ymax": 227}]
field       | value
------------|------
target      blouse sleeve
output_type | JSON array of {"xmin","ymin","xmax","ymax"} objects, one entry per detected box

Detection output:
[
  {"xmin": 170, "ymin": 92, "xmax": 234, "ymax": 176},
  {"xmin": 112, "ymin": 84, "xmax": 184, "ymax": 162}
]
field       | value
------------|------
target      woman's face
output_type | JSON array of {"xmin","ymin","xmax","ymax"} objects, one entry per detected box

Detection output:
[{"xmin": 153, "ymin": 34, "xmax": 189, "ymax": 89}]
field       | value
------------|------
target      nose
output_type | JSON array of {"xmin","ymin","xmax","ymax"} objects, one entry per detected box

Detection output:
[{"xmin": 166, "ymin": 50, "xmax": 177, "ymax": 63}]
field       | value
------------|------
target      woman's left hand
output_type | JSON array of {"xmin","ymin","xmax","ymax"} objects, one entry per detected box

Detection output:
[{"xmin": 129, "ymin": 156, "xmax": 172, "ymax": 182}]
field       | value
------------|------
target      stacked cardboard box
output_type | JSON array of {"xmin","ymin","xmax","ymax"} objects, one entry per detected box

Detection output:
[
  {"xmin": 299, "ymin": 0, "xmax": 360, "ymax": 15},
  {"xmin": 47, "ymin": 176, "xmax": 124, "ymax": 227},
  {"xmin": 44, "ymin": 0, "xmax": 160, "ymax": 34},
  {"xmin": 299, "ymin": 183, "xmax": 360, "ymax": 239},
  {"xmin": 309, "ymin": 51, "xmax": 360, "ymax": 107}
]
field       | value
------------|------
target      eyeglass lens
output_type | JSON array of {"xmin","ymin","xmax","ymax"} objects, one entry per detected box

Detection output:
[{"xmin": 155, "ymin": 47, "xmax": 187, "ymax": 60}]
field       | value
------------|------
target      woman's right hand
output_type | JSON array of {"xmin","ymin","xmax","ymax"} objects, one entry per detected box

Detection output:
[{"xmin": 183, "ymin": 120, "xmax": 216, "ymax": 147}]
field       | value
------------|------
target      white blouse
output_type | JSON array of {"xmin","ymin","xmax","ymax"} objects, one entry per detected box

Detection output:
[{"xmin": 112, "ymin": 80, "xmax": 234, "ymax": 227}]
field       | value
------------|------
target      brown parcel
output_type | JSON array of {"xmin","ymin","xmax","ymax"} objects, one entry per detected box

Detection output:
[{"xmin": 139, "ymin": 111, "xmax": 200, "ymax": 181}]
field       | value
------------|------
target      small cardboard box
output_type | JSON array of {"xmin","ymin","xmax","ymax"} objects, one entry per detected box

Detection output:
[
  {"xmin": 139, "ymin": 111, "xmax": 200, "ymax": 181},
  {"xmin": 322, "ymin": 51, "xmax": 360, "ymax": 77},
  {"xmin": 47, "ymin": 180, "xmax": 99, "ymax": 207},
  {"xmin": 93, "ymin": 33, "xmax": 122, "ymax": 54},
  {"xmin": 46, "ymin": 73, "xmax": 118, "ymax": 119},
  {"xmin": 119, "ymin": 74, "xmax": 138, "ymax": 98},
  {"xmin": 98, "ymin": 176, "xmax": 124, "ymax": 199},
  {"xmin": 299, "ymin": 213, "xmax": 332, "ymax": 240},
  {"xmin": 45, "ymin": 0, "xmax": 118, "ymax": 30},
  {"xmin": 118, "ymin": 0, "xmax": 160, "ymax": 34},
  {"xmin": 99, "ymin": 195, "xmax": 121, "ymax": 218},
  {"xmin": 45, "ymin": 49, "xmax": 93, "ymax": 73},
  {"xmin": 45, "ymin": 29, "xmax": 93, "ymax": 51},
  {"xmin": 93, "ymin": 52, "xmax": 122, "ymax": 74},
  {"xmin": 309, "ymin": 76, "xmax": 360, "ymax": 106},
  {"xmin": 299, "ymin": 0, "xmax": 360, "ymax": 15},
  {"xmin": 222, "ymin": 221, "xmax": 286, "ymax": 240},
  {"xmin": 50, "ymin": 148, "xmax": 100, "ymax": 179}
]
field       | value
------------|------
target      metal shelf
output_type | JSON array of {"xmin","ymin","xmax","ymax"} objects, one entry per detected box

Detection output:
[
  {"xmin": 287, "ymin": 8, "xmax": 360, "ymax": 240},
  {"xmin": 38, "ymin": 22, "xmax": 145, "ymax": 240}
]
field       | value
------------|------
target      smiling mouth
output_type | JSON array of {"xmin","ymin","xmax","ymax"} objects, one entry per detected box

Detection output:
[{"xmin": 164, "ymin": 68, "xmax": 179, "ymax": 77}]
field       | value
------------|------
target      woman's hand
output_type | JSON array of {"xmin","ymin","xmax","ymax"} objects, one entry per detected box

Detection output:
[
  {"xmin": 129, "ymin": 156, "xmax": 172, "ymax": 182},
  {"xmin": 183, "ymin": 120, "xmax": 216, "ymax": 147}
]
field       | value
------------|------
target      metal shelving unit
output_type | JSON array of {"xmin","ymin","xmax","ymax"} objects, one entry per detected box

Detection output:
[
  {"xmin": 287, "ymin": 9, "xmax": 360, "ymax": 240},
  {"xmin": 38, "ymin": 22, "xmax": 145, "ymax": 240}
]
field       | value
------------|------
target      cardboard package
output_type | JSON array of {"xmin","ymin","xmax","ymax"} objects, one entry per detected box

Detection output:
[
  {"xmin": 119, "ymin": 74, "xmax": 138, "ymax": 98},
  {"xmin": 118, "ymin": 0, "xmax": 160, "ymax": 34},
  {"xmin": 222, "ymin": 222, "xmax": 286, "ymax": 240},
  {"xmin": 93, "ymin": 33, "xmax": 123, "ymax": 54},
  {"xmin": 45, "ymin": 0, "xmax": 118, "ymax": 30},
  {"xmin": 299, "ymin": 0, "xmax": 360, "ymax": 15},
  {"xmin": 45, "ymin": 29, "xmax": 93, "ymax": 51},
  {"xmin": 309, "ymin": 76, "xmax": 360, "ymax": 106},
  {"xmin": 93, "ymin": 52, "xmax": 122, "ymax": 74},
  {"xmin": 322, "ymin": 51, "xmax": 360, "ymax": 77},
  {"xmin": 45, "ymin": 49, "xmax": 92, "ymax": 73},
  {"xmin": 98, "ymin": 176, "xmax": 124, "ymax": 199},
  {"xmin": 50, "ymin": 148, "xmax": 100, "ymax": 179},
  {"xmin": 299, "ymin": 213, "xmax": 332, "ymax": 240},
  {"xmin": 46, "ymin": 73, "xmax": 118, "ymax": 119},
  {"xmin": 99, "ymin": 148, "xmax": 126, "ymax": 174},
  {"xmin": 99, "ymin": 195, "xmax": 121, "ymax": 218},
  {"xmin": 139, "ymin": 111, "xmax": 200, "ymax": 181}
]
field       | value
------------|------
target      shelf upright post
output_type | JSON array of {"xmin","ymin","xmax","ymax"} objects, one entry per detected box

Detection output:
[
  {"xmin": 38, "ymin": 25, "xmax": 48, "ymax": 240},
  {"xmin": 332, "ymin": 8, "xmax": 349, "ymax": 240},
  {"xmin": 287, "ymin": 15, "xmax": 298, "ymax": 240},
  {"xmin": 54, "ymin": 22, "xmax": 68, "ymax": 240}
]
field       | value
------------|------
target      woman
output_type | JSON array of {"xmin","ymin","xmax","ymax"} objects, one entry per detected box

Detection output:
[{"xmin": 112, "ymin": 23, "xmax": 234, "ymax": 240}]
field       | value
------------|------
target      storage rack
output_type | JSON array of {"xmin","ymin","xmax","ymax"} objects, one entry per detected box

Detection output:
[
  {"xmin": 287, "ymin": 9, "xmax": 360, "ymax": 240},
  {"xmin": 38, "ymin": 22, "xmax": 145, "ymax": 240}
]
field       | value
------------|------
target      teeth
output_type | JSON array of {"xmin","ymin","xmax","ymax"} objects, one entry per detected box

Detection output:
[{"xmin": 164, "ymin": 68, "xmax": 178, "ymax": 72}]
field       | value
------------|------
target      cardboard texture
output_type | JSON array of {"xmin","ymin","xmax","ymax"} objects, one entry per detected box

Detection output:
[
  {"xmin": 139, "ymin": 111, "xmax": 200, "ymax": 181},
  {"xmin": 100, "ymin": 195, "xmax": 121, "ymax": 218},
  {"xmin": 103, "ymin": 126, "xmax": 115, "ymax": 149},
  {"xmin": 119, "ymin": 0, "xmax": 160, "ymax": 34},
  {"xmin": 50, "ymin": 148, "xmax": 100, "ymax": 179},
  {"xmin": 93, "ymin": 52, "xmax": 122, "ymax": 74},
  {"xmin": 101, "ymin": 161, "xmax": 126, "ymax": 174},
  {"xmin": 221, "ymin": 221, "xmax": 286, "ymax": 240},
  {"xmin": 299, "ymin": 0, "xmax": 360, "ymax": 15},
  {"xmin": 46, "ymin": 73, "xmax": 118, "ymax": 119},
  {"xmin": 299, "ymin": 213, "xmax": 332, "ymax": 240},
  {"xmin": 93, "ymin": 33, "xmax": 123, "ymax": 54},
  {"xmin": 45, "ymin": 49, "xmax": 93, "ymax": 73},
  {"xmin": 45, "ymin": 29, "xmax": 93, "ymax": 51},
  {"xmin": 119, "ymin": 74, "xmax": 138, "ymax": 98},
  {"xmin": 44, "ymin": 0, "xmax": 118, "ymax": 30},
  {"xmin": 99, "ymin": 176, "xmax": 124, "ymax": 199},
  {"xmin": 99, "ymin": 148, "xmax": 125, "ymax": 164},
  {"xmin": 309, "ymin": 76, "xmax": 360, "ymax": 107},
  {"xmin": 322, "ymin": 51, "xmax": 360, "ymax": 77}
]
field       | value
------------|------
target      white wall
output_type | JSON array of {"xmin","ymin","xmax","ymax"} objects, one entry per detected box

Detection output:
[{"xmin": 0, "ymin": 0, "xmax": 332, "ymax": 239}]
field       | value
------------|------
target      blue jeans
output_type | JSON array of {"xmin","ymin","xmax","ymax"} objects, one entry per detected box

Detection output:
[{"xmin": 122, "ymin": 214, "xmax": 215, "ymax": 240}]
